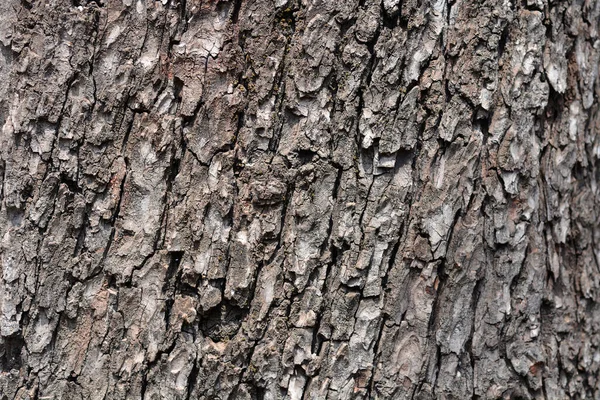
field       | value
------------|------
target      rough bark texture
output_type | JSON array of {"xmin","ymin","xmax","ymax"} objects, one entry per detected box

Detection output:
[{"xmin": 1, "ymin": 0, "xmax": 600, "ymax": 399}]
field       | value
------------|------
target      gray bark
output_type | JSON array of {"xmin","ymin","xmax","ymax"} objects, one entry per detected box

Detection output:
[{"xmin": 1, "ymin": 0, "xmax": 600, "ymax": 399}]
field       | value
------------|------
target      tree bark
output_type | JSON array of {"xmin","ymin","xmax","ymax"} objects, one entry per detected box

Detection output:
[{"xmin": 1, "ymin": 0, "xmax": 600, "ymax": 398}]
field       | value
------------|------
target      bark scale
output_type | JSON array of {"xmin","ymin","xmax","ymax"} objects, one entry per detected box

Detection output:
[{"xmin": 1, "ymin": 0, "xmax": 600, "ymax": 399}]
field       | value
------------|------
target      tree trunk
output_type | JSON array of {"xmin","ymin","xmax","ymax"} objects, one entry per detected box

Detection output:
[{"xmin": 1, "ymin": 0, "xmax": 600, "ymax": 398}]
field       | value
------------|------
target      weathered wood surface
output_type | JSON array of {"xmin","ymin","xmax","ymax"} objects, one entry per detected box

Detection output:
[{"xmin": 1, "ymin": 0, "xmax": 600, "ymax": 398}]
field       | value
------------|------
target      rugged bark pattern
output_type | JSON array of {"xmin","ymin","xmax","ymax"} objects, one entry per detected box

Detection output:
[{"xmin": 1, "ymin": 0, "xmax": 600, "ymax": 398}]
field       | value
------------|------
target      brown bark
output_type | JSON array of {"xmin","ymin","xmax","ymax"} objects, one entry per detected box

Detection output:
[{"xmin": 1, "ymin": 0, "xmax": 600, "ymax": 399}]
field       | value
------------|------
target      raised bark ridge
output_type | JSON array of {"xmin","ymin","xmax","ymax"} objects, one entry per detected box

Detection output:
[{"xmin": 1, "ymin": 0, "xmax": 600, "ymax": 399}]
